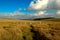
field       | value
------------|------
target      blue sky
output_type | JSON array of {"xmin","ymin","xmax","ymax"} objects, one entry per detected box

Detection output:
[{"xmin": 0, "ymin": 0, "xmax": 32, "ymax": 12}]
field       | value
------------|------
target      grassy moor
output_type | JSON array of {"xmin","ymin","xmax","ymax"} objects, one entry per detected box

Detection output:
[{"xmin": 0, "ymin": 18, "xmax": 60, "ymax": 40}]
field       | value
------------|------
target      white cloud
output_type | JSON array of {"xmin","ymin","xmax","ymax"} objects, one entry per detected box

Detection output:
[
  {"xmin": 29, "ymin": 0, "xmax": 48, "ymax": 10},
  {"xmin": 27, "ymin": 0, "xmax": 48, "ymax": 18},
  {"xmin": 29, "ymin": 0, "xmax": 60, "ymax": 10},
  {"xmin": 56, "ymin": 10, "xmax": 60, "ymax": 14},
  {"xmin": 27, "ymin": 0, "xmax": 60, "ymax": 18},
  {"xmin": 18, "ymin": 8, "xmax": 26, "ymax": 11},
  {"xmin": 33, "ymin": 11, "xmax": 46, "ymax": 16},
  {"xmin": 18, "ymin": 8, "xmax": 22, "ymax": 10},
  {"xmin": 47, "ymin": 0, "xmax": 60, "ymax": 10},
  {"xmin": 5, "ymin": 11, "xmax": 20, "ymax": 16}
]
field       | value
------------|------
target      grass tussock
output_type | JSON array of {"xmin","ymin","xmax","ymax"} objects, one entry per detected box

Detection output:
[{"xmin": 0, "ymin": 19, "xmax": 60, "ymax": 40}]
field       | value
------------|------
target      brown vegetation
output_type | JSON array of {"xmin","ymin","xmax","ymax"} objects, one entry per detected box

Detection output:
[{"xmin": 0, "ymin": 18, "xmax": 60, "ymax": 40}]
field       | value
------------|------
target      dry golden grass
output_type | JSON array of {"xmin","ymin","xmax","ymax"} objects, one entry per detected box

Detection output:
[{"xmin": 0, "ymin": 18, "xmax": 60, "ymax": 40}]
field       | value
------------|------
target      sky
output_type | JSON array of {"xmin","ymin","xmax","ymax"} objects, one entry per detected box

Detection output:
[
  {"xmin": 0, "ymin": 0, "xmax": 60, "ymax": 19},
  {"xmin": 0, "ymin": 0, "xmax": 32, "ymax": 12}
]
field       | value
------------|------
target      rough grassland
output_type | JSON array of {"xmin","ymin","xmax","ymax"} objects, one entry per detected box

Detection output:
[{"xmin": 0, "ymin": 19, "xmax": 60, "ymax": 40}]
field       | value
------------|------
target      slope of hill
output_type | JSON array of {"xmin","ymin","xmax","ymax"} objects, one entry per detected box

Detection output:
[
  {"xmin": 33, "ymin": 18, "xmax": 60, "ymax": 21},
  {"xmin": 0, "ymin": 18, "xmax": 60, "ymax": 40}
]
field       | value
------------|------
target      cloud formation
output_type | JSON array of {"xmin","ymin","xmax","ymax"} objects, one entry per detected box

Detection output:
[
  {"xmin": 4, "ymin": 0, "xmax": 60, "ymax": 19},
  {"xmin": 29, "ymin": 0, "xmax": 48, "ymax": 10},
  {"xmin": 47, "ymin": 0, "xmax": 60, "ymax": 10},
  {"xmin": 28, "ymin": 0, "xmax": 60, "ymax": 18},
  {"xmin": 29, "ymin": 0, "xmax": 60, "ymax": 10}
]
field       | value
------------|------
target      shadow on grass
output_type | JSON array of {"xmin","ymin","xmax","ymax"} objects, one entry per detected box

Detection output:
[{"xmin": 30, "ymin": 25, "xmax": 51, "ymax": 40}]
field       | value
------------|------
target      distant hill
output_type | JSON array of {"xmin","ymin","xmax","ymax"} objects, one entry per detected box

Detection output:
[
  {"xmin": 33, "ymin": 17, "xmax": 54, "ymax": 20},
  {"xmin": 33, "ymin": 17, "xmax": 60, "ymax": 22},
  {"xmin": 0, "ymin": 17, "xmax": 60, "ymax": 22}
]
